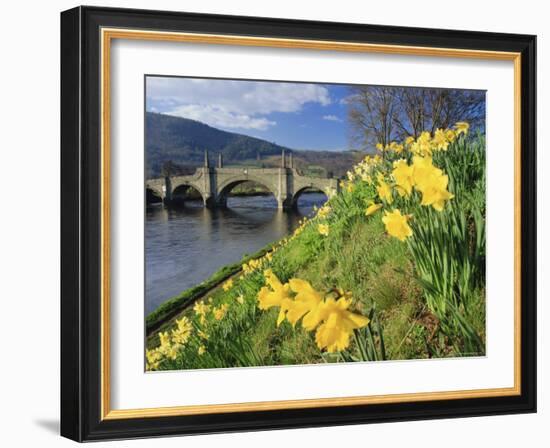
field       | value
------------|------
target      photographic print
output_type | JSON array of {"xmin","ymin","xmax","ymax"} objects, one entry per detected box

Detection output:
[{"xmin": 144, "ymin": 76, "xmax": 486, "ymax": 371}]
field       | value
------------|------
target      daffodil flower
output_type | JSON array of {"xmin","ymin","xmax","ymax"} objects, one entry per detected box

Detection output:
[
  {"xmin": 412, "ymin": 156, "xmax": 454, "ymax": 211},
  {"xmin": 286, "ymin": 278, "xmax": 325, "ymax": 329},
  {"xmin": 454, "ymin": 121, "xmax": 470, "ymax": 135},
  {"xmin": 171, "ymin": 317, "xmax": 193, "ymax": 345},
  {"xmin": 392, "ymin": 159, "xmax": 414, "ymax": 197},
  {"xmin": 365, "ymin": 203, "xmax": 383, "ymax": 216},
  {"xmin": 313, "ymin": 297, "xmax": 370, "ymax": 353},
  {"xmin": 376, "ymin": 173, "xmax": 393, "ymax": 204},
  {"xmin": 222, "ymin": 279, "xmax": 234, "ymax": 291},
  {"xmin": 318, "ymin": 223, "xmax": 330, "ymax": 236},
  {"xmin": 382, "ymin": 209, "xmax": 413, "ymax": 241},
  {"xmin": 213, "ymin": 303, "xmax": 229, "ymax": 320},
  {"xmin": 433, "ymin": 128, "xmax": 451, "ymax": 151},
  {"xmin": 257, "ymin": 269, "xmax": 293, "ymax": 326}
]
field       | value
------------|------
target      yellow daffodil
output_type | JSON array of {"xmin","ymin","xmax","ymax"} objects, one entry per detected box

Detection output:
[
  {"xmin": 157, "ymin": 331, "xmax": 180, "ymax": 360},
  {"xmin": 171, "ymin": 317, "xmax": 193, "ymax": 345},
  {"xmin": 433, "ymin": 128, "xmax": 450, "ymax": 151},
  {"xmin": 317, "ymin": 205, "xmax": 331, "ymax": 218},
  {"xmin": 375, "ymin": 142, "xmax": 384, "ymax": 152},
  {"xmin": 382, "ymin": 209, "xmax": 413, "ymax": 241},
  {"xmin": 286, "ymin": 278, "xmax": 325, "ymax": 329},
  {"xmin": 146, "ymin": 348, "xmax": 163, "ymax": 370},
  {"xmin": 455, "ymin": 121, "xmax": 470, "ymax": 135},
  {"xmin": 193, "ymin": 301, "xmax": 210, "ymax": 325},
  {"xmin": 376, "ymin": 173, "xmax": 393, "ymax": 204},
  {"xmin": 256, "ymin": 274, "xmax": 370, "ymax": 354},
  {"xmin": 222, "ymin": 279, "xmax": 234, "ymax": 291},
  {"xmin": 445, "ymin": 129, "xmax": 457, "ymax": 142},
  {"xmin": 361, "ymin": 173, "xmax": 372, "ymax": 184},
  {"xmin": 213, "ymin": 303, "xmax": 229, "ymax": 320},
  {"xmin": 236, "ymin": 294, "xmax": 245, "ymax": 304},
  {"xmin": 164, "ymin": 344, "xmax": 181, "ymax": 361},
  {"xmin": 257, "ymin": 269, "xmax": 293, "ymax": 325},
  {"xmin": 318, "ymin": 223, "xmax": 330, "ymax": 236},
  {"xmin": 412, "ymin": 156, "xmax": 454, "ymax": 211},
  {"xmin": 392, "ymin": 159, "xmax": 414, "ymax": 197},
  {"xmin": 158, "ymin": 331, "xmax": 171, "ymax": 350},
  {"xmin": 193, "ymin": 301, "xmax": 210, "ymax": 317},
  {"xmin": 365, "ymin": 203, "xmax": 383, "ymax": 216},
  {"xmin": 313, "ymin": 296, "xmax": 370, "ymax": 353},
  {"xmin": 412, "ymin": 155, "xmax": 437, "ymax": 185},
  {"xmin": 388, "ymin": 141, "xmax": 404, "ymax": 153},
  {"xmin": 198, "ymin": 345, "xmax": 206, "ymax": 356},
  {"xmin": 410, "ymin": 131, "xmax": 433, "ymax": 156},
  {"xmin": 418, "ymin": 172, "xmax": 454, "ymax": 211}
]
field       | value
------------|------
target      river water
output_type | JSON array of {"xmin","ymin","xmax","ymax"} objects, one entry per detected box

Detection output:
[{"xmin": 145, "ymin": 192, "xmax": 328, "ymax": 315}]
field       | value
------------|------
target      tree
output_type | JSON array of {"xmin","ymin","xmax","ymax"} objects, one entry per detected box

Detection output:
[
  {"xmin": 348, "ymin": 86, "xmax": 398, "ymax": 149},
  {"xmin": 347, "ymin": 86, "xmax": 485, "ymax": 151}
]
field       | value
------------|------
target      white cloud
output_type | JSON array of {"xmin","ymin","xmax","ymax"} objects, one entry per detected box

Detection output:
[
  {"xmin": 322, "ymin": 114, "xmax": 342, "ymax": 122},
  {"xmin": 146, "ymin": 77, "xmax": 331, "ymax": 131},
  {"xmin": 166, "ymin": 104, "xmax": 276, "ymax": 131}
]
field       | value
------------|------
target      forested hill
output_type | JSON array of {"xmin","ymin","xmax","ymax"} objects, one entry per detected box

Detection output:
[{"xmin": 146, "ymin": 112, "xmax": 291, "ymax": 177}]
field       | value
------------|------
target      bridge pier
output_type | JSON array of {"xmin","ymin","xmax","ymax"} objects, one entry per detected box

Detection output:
[
  {"xmin": 204, "ymin": 196, "xmax": 216, "ymax": 208},
  {"xmin": 277, "ymin": 197, "xmax": 293, "ymax": 210},
  {"xmin": 163, "ymin": 176, "xmax": 172, "ymax": 204}
]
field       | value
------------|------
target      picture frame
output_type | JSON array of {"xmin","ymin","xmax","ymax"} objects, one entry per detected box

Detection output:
[{"xmin": 60, "ymin": 5, "xmax": 537, "ymax": 441}]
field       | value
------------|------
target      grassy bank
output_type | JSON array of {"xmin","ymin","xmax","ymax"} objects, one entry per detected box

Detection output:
[{"xmin": 146, "ymin": 123, "xmax": 486, "ymax": 370}]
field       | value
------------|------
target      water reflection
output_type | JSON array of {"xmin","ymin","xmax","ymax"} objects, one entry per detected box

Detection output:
[{"xmin": 145, "ymin": 192, "xmax": 327, "ymax": 314}]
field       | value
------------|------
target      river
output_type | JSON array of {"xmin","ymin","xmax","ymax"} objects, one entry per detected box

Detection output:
[{"xmin": 145, "ymin": 192, "xmax": 328, "ymax": 315}]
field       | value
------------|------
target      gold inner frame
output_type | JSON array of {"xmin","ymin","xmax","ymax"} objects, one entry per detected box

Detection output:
[{"xmin": 100, "ymin": 28, "xmax": 522, "ymax": 420}]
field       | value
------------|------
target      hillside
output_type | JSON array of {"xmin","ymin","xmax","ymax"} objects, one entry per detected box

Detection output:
[
  {"xmin": 146, "ymin": 112, "xmax": 290, "ymax": 177},
  {"xmin": 146, "ymin": 112, "xmax": 359, "ymax": 178}
]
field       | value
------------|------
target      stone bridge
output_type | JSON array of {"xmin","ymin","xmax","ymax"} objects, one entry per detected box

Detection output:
[{"xmin": 146, "ymin": 151, "xmax": 340, "ymax": 209}]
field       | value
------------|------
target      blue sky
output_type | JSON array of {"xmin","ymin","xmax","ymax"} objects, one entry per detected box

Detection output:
[{"xmin": 146, "ymin": 77, "xmax": 351, "ymax": 151}]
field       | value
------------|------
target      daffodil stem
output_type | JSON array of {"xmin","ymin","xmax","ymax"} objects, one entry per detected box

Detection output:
[
  {"xmin": 376, "ymin": 318, "xmax": 386, "ymax": 361},
  {"xmin": 367, "ymin": 324, "xmax": 378, "ymax": 361},
  {"xmin": 353, "ymin": 329, "xmax": 369, "ymax": 362}
]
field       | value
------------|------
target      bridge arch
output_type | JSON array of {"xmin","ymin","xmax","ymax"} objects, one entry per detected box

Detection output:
[
  {"xmin": 291, "ymin": 186, "xmax": 329, "ymax": 208},
  {"xmin": 215, "ymin": 176, "xmax": 279, "ymax": 208},
  {"xmin": 146, "ymin": 187, "xmax": 163, "ymax": 205},
  {"xmin": 171, "ymin": 181, "xmax": 207, "ymax": 206}
]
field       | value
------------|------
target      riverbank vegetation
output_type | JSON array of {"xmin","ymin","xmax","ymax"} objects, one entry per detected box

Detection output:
[{"xmin": 146, "ymin": 122, "xmax": 486, "ymax": 371}]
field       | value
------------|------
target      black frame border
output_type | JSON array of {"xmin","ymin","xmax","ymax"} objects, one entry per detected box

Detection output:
[{"xmin": 60, "ymin": 6, "xmax": 536, "ymax": 442}]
